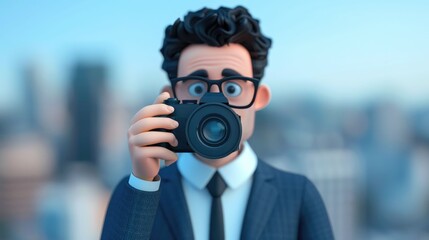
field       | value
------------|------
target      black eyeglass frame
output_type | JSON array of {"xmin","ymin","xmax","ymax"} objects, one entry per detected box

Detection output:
[{"xmin": 170, "ymin": 76, "xmax": 260, "ymax": 109}]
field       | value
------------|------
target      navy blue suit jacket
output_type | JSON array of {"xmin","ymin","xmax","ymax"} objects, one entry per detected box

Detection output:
[{"xmin": 101, "ymin": 159, "xmax": 334, "ymax": 239}]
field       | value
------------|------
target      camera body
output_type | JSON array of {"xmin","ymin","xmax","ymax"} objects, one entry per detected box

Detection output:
[{"xmin": 159, "ymin": 93, "xmax": 242, "ymax": 159}]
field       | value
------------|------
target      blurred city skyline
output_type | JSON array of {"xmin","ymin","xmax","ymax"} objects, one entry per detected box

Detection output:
[
  {"xmin": 1, "ymin": 0, "xmax": 429, "ymax": 111},
  {"xmin": 1, "ymin": 2, "xmax": 429, "ymax": 239}
]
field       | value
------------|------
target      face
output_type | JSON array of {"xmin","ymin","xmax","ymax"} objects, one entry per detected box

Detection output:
[{"xmin": 164, "ymin": 43, "xmax": 271, "ymax": 152}]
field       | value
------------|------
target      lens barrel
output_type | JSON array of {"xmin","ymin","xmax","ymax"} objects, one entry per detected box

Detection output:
[{"xmin": 186, "ymin": 103, "xmax": 241, "ymax": 159}]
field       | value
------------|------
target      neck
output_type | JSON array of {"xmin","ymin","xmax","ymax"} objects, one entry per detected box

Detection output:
[{"xmin": 194, "ymin": 143, "xmax": 244, "ymax": 168}]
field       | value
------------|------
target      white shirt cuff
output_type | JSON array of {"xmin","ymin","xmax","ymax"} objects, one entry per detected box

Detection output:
[{"xmin": 128, "ymin": 173, "xmax": 161, "ymax": 192}]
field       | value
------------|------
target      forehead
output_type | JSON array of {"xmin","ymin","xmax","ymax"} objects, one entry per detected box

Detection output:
[{"xmin": 177, "ymin": 43, "xmax": 253, "ymax": 78}]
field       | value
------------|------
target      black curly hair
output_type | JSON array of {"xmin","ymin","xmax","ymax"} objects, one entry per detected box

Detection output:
[{"xmin": 160, "ymin": 6, "xmax": 272, "ymax": 80}]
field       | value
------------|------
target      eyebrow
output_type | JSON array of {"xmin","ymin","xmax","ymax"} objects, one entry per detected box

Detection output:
[
  {"xmin": 186, "ymin": 70, "xmax": 208, "ymax": 78},
  {"xmin": 222, "ymin": 68, "xmax": 243, "ymax": 77}
]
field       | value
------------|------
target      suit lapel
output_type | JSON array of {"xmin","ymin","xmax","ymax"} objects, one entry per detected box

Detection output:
[
  {"xmin": 240, "ymin": 160, "xmax": 278, "ymax": 240},
  {"xmin": 159, "ymin": 164, "xmax": 194, "ymax": 240}
]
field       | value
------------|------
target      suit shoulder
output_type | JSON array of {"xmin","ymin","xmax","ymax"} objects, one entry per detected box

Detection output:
[{"xmin": 257, "ymin": 159, "xmax": 311, "ymax": 189}]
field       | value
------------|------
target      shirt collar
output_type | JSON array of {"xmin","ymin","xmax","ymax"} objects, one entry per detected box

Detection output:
[{"xmin": 177, "ymin": 141, "xmax": 257, "ymax": 190}]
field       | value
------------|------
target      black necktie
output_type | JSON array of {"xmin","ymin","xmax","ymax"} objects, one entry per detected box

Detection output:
[{"xmin": 206, "ymin": 171, "xmax": 227, "ymax": 240}]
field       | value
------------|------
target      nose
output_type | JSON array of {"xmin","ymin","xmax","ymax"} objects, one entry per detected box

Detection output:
[{"xmin": 209, "ymin": 85, "xmax": 220, "ymax": 93}]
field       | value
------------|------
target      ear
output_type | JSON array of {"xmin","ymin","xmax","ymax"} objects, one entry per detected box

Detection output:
[
  {"xmin": 160, "ymin": 85, "xmax": 174, "ymax": 97},
  {"xmin": 254, "ymin": 84, "xmax": 271, "ymax": 111}
]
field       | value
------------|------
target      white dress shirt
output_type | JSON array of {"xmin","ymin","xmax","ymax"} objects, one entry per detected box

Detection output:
[{"xmin": 129, "ymin": 141, "xmax": 258, "ymax": 240}]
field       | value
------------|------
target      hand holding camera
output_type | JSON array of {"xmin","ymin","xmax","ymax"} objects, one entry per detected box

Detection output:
[
  {"xmin": 128, "ymin": 90, "xmax": 244, "ymax": 181},
  {"xmin": 127, "ymin": 92, "xmax": 179, "ymax": 181}
]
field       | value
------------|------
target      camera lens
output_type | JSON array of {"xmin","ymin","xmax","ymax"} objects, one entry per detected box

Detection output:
[
  {"xmin": 201, "ymin": 118, "xmax": 226, "ymax": 144},
  {"xmin": 186, "ymin": 102, "xmax": 241, "ymax": 159}
]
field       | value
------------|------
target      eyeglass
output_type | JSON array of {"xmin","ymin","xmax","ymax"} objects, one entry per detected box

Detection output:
[{"xmin": 171, "ymin": 76, "xmax": 260, "ymax": 109}]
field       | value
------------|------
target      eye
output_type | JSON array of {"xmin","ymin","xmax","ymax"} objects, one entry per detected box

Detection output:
[
  {"xmin": 188, "ymin": 82, "xmax": 207, "ymax": 97},
  {"xmin": 224, "ymin": 82, "xmax": 242, "ymax": 97}
]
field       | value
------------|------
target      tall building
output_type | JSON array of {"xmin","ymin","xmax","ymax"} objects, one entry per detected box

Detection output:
[{"xmin": 67, "ymin": 61, "xmax": 107, "ymax": 165}]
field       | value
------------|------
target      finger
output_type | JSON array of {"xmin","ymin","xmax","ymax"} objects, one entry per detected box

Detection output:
[
  {"xmin": 131, "ymin": 103, "xmax": 174, "ymax": 124},
  {"xmin": 134, "ymin": 146, "xmax": 178, "ymax": 162},
  {"xmin": 130, "ymin": 92, "xmax": 173, "ymax": 124},
  {"xmin": 164, "ymin": 159, "xmax": 178, "ymax": 166},
  {"xmin": 130, "ymin": 131, "xmax": 178, "ymax": 147},
  {"xmin": 129, "ymin": 117, "xmax": 179, "ymax": 135},
  {"xmin": 157, "ymin": 159, "xmax": 171, "ymax": 167},
  {"xmin": 153, "ymin": 92, "xmax": 171, "ymax": 104}
]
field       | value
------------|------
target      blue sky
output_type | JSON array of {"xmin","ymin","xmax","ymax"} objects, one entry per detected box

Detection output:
[{"xmin": 1, "ymin": 0, "xmax": 429, "ymax": 109}]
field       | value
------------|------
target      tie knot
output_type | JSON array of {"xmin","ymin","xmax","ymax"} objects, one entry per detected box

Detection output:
[{"xmin": 206, "ymin": 172, "xmax": 227, "ymax": 198}]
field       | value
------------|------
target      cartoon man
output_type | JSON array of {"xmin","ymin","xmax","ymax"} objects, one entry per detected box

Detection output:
[{"xmin": 102, "ymin": 6, "xmax": 334, "ymax": 240}]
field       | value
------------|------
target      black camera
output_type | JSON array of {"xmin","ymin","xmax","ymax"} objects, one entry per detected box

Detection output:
[{"xmin": 158, "ymin": 92, "xmax": 242, "ymax": 159}]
